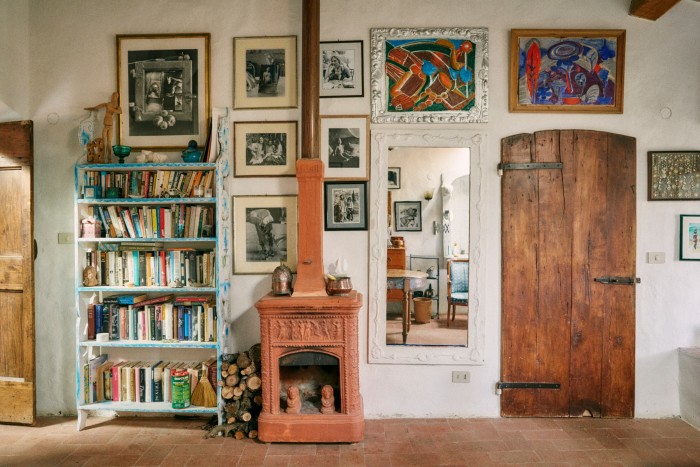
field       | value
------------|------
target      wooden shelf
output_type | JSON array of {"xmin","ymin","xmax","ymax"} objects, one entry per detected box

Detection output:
[
  {"xmin": 78, "ymin": 401, "xmax": 217, "ymax": 414},
  {"xmin": 79, "ymin": 340, "xmax": 217, "ymax": 349}
]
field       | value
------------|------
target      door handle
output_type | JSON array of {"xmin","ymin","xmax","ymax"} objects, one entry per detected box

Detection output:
[
  {"xmin": 594, "ymin": 276, "xmax": 640, "ymax": 285},
  {"xmin": 34, "ymin": 239, "xmax": 37, "ymax": 260}
]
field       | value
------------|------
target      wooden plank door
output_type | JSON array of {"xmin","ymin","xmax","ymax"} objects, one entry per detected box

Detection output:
[
  {"xmin": 500, "ymin": 130, "xmax": 635, "ymax": 418},
  {"xmin": 0, "ymin": 120, "xmax": 35, "ymax": 425}
]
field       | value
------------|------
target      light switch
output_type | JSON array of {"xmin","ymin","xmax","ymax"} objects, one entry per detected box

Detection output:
[
  {"xmin": 58, "ymin": 232, "xmax": 74, "ymax": 244},
  {"xmin": 647, "ymin": 252, "xmax": 665, "ymax": 264}
]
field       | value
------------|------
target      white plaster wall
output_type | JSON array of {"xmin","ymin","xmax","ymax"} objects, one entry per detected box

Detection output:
[
  {"xmin": 0, "ymin": 0, "xmax": 29, "ymax": 121},
  {"xmin": 3, "ymin": 0, "xmax": 698, "ymax": 418}
]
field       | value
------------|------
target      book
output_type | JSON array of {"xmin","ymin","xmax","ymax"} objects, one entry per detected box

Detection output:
[
  {"xmin": 87, "ymin": 354, "xmax": 108, "ymax": 404},
  {"xmin": 111, "ymin": 362, "xmax": 126, "ymax": 402},
  {"xmin": 152, "ymin": 361, "xmax": 167, "ymax": 402},
  {"xmin": 116, "ymin": 293, "xmax": 148, "ymax": 305},
  {"xmin": 87, "ymin": 304, "xmax": 96, "ymax": 340}
]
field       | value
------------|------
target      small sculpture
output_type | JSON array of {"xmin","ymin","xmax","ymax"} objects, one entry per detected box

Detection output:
[
  {"xmin": 181, "ymin": 139, "xmax": 202, "ymax": 162},
  {"xmin": 285, "ymin": 385, "xmax": 301, "ymax": 414},
  {"xmin": 84, "ymin": 92, "xmax": 122, "ymax": 163},
  {"xmin": 320, "ymin": 385, "xmax": 335, "ymax": 414}
]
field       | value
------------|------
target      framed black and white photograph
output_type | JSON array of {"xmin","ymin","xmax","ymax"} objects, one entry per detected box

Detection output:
[
  {"xmin": 394, "ymin": 201, "xmax": 422, "ymax": 232},
  {"xmin": 320, "ymin": 115, "xmax": 369, "ymax": 180},
  {"xmin": 233, "ymin": 195, "xmax": 298, "ymax": 274},
  {"xmin": 680, "ymin": 214, "xmax": 700, "ymax": 261},
  {"xmin": 320, "ymin": 40, "xmax": 364, "ymax": 98},
  {"xmin": 117, "ymin": 33, "xmax": 210, "ymax": 150},
  {"xmin": 324, "ymin": 181, "xmax": 368, "ymax": 231},
  {"xmin": 234, "ymin": 121, "xmax": 297, "ymax": 177},
  {"xmin": 234, "ymin": 36, "xmax": 298, "ymax": 109},
  {"xmin": 388, "ymin": 167, "xmax": 401, "ymax": 189}
]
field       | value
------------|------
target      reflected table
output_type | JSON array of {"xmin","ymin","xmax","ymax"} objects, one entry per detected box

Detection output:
[{"xmin": 387, "ymin": 269, "xmax": 428, "ymax": 344}]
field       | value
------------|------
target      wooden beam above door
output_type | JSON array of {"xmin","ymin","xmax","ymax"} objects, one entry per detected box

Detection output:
[{"xmin": 629, "ymin": 0, "xmax": 682, "ymax": 20}]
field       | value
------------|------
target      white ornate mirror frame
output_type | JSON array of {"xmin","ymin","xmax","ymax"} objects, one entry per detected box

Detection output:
[{"xmin": 368, "ymin": 129, "xmax": 485, "ymax": 365}]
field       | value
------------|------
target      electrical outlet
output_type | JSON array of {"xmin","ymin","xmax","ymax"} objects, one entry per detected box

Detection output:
[
  {"xmin": 58, "ymin": 232, "xmax": 74, "ymax": 244},
  {"xmin": 452, "ymin": 371, "xmax": 470, "ymax": 383},
  {"xmin": 647, "ymin": 252, "xmax": 665, "ymax": 264}
]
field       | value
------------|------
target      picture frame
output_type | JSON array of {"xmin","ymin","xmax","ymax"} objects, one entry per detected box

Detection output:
[
  {"xmin": 234, "ymin": 121, "xmax": 297, "ymax": 177},
  {"xmin": 680, "ymin": 215, "xmax": 700, "ymax": 261},
  {"xmin": 324, "ymin": 181, "xmax": 368, "ymax": 231},
  {"xmin": 648, "ymin": 151, "xmax": 700, "ymax": 201},
  {"xmin": 233, "ymin": 36, "xmax": 298, "ymax": 110},
  {"xmin": 509, "ymin": 29, "xmax": 626, "ymax": 113},
  {"xmin": 394, "ymin": 201, "xmax": 422, "ymax": 232},
  {"xmin": 387, "ymin": 167, "xmax": 401, "ymax": 189},
  {"xmin": 320, "ymin": 40, "xmax": 364, "ymax": 98},
  {"xmin": 320, "ymin": 115, "xmax": 369, "ymax": 180},
  {"xmin": 232, "ymin": 195, "xmax": 298, "ymax": 274},
  {"xmin": 370, "ymin": 27, "xmax": 488, "ymax": 124},
  {"xmin": 116, "ymin": 33, "xmax": 210, "ymax": 150}
]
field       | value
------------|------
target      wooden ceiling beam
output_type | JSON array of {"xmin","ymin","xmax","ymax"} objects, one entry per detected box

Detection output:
[{"xmin": 629, "ymin": 0, "xmax": 683, "ymax": 20}]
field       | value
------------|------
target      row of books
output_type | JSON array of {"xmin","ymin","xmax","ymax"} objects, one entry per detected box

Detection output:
[
  {"xmin": 85, "ymin": 247, "xmax": 215, "ymax": 288},
  {"xmin": 83, "ymin": 355, "xmax": 217, "ymax": 405},
  {"xmin": 82, "ymin": 169, "xmax": 215, "ymax": 199},
  {"xmin": 86, "ymin": 296, "xmax": 217, "ymax": 343},
  {"xmin": 84, "ymin": 204, "xmax": 215, "ymax": 239}
]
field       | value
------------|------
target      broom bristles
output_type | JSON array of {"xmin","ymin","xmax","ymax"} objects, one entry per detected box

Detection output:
[{"xmin": 191, "ymin": 365, "xmax": 217, "ymax": 407}]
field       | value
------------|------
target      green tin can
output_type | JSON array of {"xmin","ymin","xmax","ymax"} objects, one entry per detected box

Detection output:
[{"xmin": 171, "ymin": 369, "xmax": 191, "ymax": 409}]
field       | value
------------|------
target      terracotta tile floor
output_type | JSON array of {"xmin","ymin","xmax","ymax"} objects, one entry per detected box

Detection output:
[{"xmin": 1, "ymin": 416, "xmax": 699, "ymax": 466}]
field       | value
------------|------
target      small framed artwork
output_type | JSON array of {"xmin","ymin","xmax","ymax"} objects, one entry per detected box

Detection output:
[
  {"xmin": 116, "ymin": 33, "xmax": 210, "ymax": 150},
  {"xmin": 370, "ymin": 27, "xmax": 488, "ymax": 124},
  {"xmin": 509, "ymin": 29, "xmax": 626, "ymax": 113},
  {"xmin": 648, "ymin": 151, "xmax": 700, "ymax": 201},
  {"xmin": 394, "ymin": 201, "xmax": 422, "ymax": 232},
  {"xmin": 680, "ymin": 215, "xmax": 700, "ymax": 261},
  {"xmin": 233, "ymin": 36, "xmax": 298, "ymax": 109},
  {"xmin": 320, "ymin": 41, "xmax": 364, "ymax": 98},
  {"xmin": 388, "ymin": 167, "xmax": 401, "ymax": 189},
  {"xmin": 324, "ymin": 181, "xmax": 368, "ymax": 231},
  {"xmin": 320, "ymin": 115, "xmax": 369, "ymax": 180},
  {"xmin": 233, "ymin": 195, "xmax": 298, "ymax": 274},
  {"xmin": 234, "ymin": 121, "xmax": 297, "ymax": 177}
]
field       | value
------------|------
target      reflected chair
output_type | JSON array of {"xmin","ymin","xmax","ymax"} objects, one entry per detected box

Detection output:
[{"xmin": 446, "ymin": 259, "xmax": 469, "ymax": 327}]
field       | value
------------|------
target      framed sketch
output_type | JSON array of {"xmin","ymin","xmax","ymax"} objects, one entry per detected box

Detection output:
[
  {"xmin": 320, "ymin": 41, "xmax": 364, "ymax": 98},
  {"xmin": 117, "ymin": 33, "xmax": 210, "ymax": 150},
  {"xmin": 394, "ymin": 201, "xmax": 422, "ymax": 232},
  {"xmin": 680, "ymin": 215, "xmax": 700, "ymax": 261},
  {"xmin": 232, "ymin": 195, "xmax": 298, "ymax": 274},
  {"xmin": 324, "ymin": 181, "xmax": 368, "ymax": 231},
  {"xmin": 388, "ymin": 167, "xmax": 401, "ymax": 189},
  {"xmin": 509, "ymin": 29, "xmax": 626, "ymax": 113},
  {"xmin": 233, "ymin": 36, "xmax": 298, "ymax": 109},
  {"xmin": 370, "ymin": 27, "xmax": 488, "ymax": 124},
  {"xmin": 234, "ymin": 121, "xmax": 297, "ymax": 177},
  {"xmin": 320, "ymin": 115, "xmax": 369, "ymax": 180},
  {"xmin": 648, "ymin": 151, "xmax": 700, "ymax": 201}
]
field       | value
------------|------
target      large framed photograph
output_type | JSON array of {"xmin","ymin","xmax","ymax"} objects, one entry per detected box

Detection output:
[
  {"xmin": 320, "ymin": 115, "xmax": 369, "ymax": 180},
  {"xmin": 394, "ymin": 201, "xmax": 422, "ymax": 232},
  {"xmin": 370, "ymin": 27, "xmax": 488, "ymax": 124},
  {"xmin": 233, "ymin": 196, "xmax": 298, "ymax": 274},
  {"xmin": 234, "ymin": 121, "xmax": 297, "ymax": 177},
  {"xmin": 117, "ymin": 33, "xmax": 210, "ymax": 150},
  {"xmin": 388, "ymin": 167, "xmax": 401, "ymax": 189},
  {"xmin": 320, "ymin": 41, "xmax": 364, "ymax": 98},
  {"xmin": 648, "ymin": 151, "xmax": 700, "ymax": 201},
  {"xmin": 509, "ymin": 29, "xmax": 626, "ymax": 113},
  {"xmin": 680, "ymin": 215, "xmax": 700, "ymax": 261},
  {"xmin": 324, "ymin": 181, "xmax": 368, "ymax": 231},
  {"xmin": 233, "ymin": 36, "xmax": 298, "ymax": 110}
]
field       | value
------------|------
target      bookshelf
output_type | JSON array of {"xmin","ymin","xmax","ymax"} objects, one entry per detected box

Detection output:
[{"xmin": 73, "ymin": 162, "xmax": 222, "ymax": 430}]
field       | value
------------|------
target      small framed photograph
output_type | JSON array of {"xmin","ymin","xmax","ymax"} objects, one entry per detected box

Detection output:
[
  {"xmin": 233, "ymin": 36, "xmax": 298, "ymax": 109},
  {"xmin": 233, "ymin": 195, "xmax": 298, "ymax": 274},
  {"xmin": 394, "ymin": 201, "xmax": 422, "ymax": 232},
  {"xmin": 234, "ymin": 121, "xmax": 297, "ymax": 177},
  {"xmin": 320, "ymin": 41, "xmax": 364, "ymax": 98},
  {"xmin": 509, "ymin": 29, "xmax": 626, "ymax": 113},
  {"xmin": 648, "ymin": 151, "xmax": 700, "ymax": 201},
  {"xmin": 388, "ymin": 167, "xmax": 401, "ymax": 189},
  {"xmin": 320, "ymin": 115, "xmax": 369, "ymax": 180},
  {"xmin": 680, "ymin": 215, "xmax": 700, "ymax": 261},
  {"xmin": 117, "ymin": 33, "xmax": 210, "ymax": 150},
  {"xmin": 324, "ymin": 181, "xmax": 368, "ymax": 231}
]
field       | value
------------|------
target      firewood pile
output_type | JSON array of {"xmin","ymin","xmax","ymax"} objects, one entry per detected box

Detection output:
[{"xmin": 204, "ymin": 343, "xmax": 262, "ymax": 439}]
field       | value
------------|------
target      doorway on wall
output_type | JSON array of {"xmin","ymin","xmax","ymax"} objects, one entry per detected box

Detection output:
[{"xmin": 500, "ymin": 130, "xmax": 636, "ymax": 418}]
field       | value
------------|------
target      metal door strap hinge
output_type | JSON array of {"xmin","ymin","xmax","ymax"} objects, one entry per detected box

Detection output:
[
  {"xmin": 497, "ymin": 162, "xmax": 563, "ymax": 176},
  {"xmin": 495, "ymin": 382, "xmax": 560, "ymax": 395},
  {"xmin": 594, "ymin": 276, "xmax": 641, "ymax": 285}
]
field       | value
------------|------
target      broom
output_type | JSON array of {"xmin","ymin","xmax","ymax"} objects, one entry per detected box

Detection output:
[{"xmin": 191, "ymin": 363, "xmax": 217, "ymax": 407}]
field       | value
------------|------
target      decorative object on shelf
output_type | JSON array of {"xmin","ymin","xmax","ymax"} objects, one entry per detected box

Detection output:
[
  {"xmin": 424, "ymin": 283, "xmax": 434, "ymax": 298},
  {"xmin": 324, "ymin": 181, "xmax": 368, "ymax": 231},
  {"xmin": 648, "ymin": 151, "xmax": 700, "ymax": 201},
  {"xmin": 104, "ymin": 186, "xmax": 121, "ymax": 198},
  {"xmin": 233, "ymin": 121, "xmax": 297, "ymax": 177},
  {"xmin": 117, "ymin": 33, "xmax": 211, "ymax": 150},
  {"xmin": 388, "ymin": 167, "xmax": 401, "ymax": 189},
  {"xmin": 271, "ymin": 262, "xmax": 293, "ymax": 295},
  {"xmin": 390, "ymin": 236, "xmax": 404, "ymax": 248},
  {"xmin": 509, "ymin": 29, "xmax": 626, "ymax": 114},
  {"xmin": 320, "ymin": 115, "xmax": 369, "ymax": 180},
  {"xmin": 82, "ymin": 250, "xmax": 99, "ymax": 287},
  {"xmin": 79, "ymin": 110, "xmax": 97, "ymax": 161},
  {"xmin": 320, "ymin": 40, "xmax": 364, "ymax": 98},
  {"xmin": 80, "ymin": 218, "xmax": 101, "ymax": 239},
  {"xmin": 426, "ymin": 266, "xmax": 436, "ymax": 279},
  {"xmin": 136, "ymin": 150, "xmax": 168, "ymax": 163},
  {"xmin": 111, "ymin": 145, "xmax": 131, "ymax": 164},
  {"xmin": 325, "ymin": 275, "xmax": 353, "ymax": 296},
  {"xmin": 84, "ymin": 91, "xmax": 122, "ymax": 162},
  {"xmin": 394, "ymin": 200, "xmax": 422, "ymax": 232},
  {"xmin": 370, "ymin": 27, "xmax": 489, "ymax": 124},
  {"xmin": 181, "ymin": 139, "xmax": 201, "ymax": 162},
  {"xmin": 680, "ymin": 214, "xmax": 700, "ymax": 261}
]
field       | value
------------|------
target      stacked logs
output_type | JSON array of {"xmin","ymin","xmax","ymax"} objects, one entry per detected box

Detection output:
[{"xmin": 205, "ymin": 343, "xmax": 262, "ymax": 439}]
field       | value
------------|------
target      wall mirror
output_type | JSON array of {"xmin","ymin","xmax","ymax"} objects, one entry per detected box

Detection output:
[{"xmin": 368, "ymin": 129, "xmax": 485, "ymax": 365}]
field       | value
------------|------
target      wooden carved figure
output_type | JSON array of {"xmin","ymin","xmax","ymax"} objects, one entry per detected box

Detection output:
[
  {"xmin": 84, "ymin": 92, "xmax": 122, "ymax": 163},
  {"xmin": 285, "ymin": 385, "xmax": 301, "ymax": 414},
  {"xmin": 320, "ymin": 384, "xmax": 335, "ymax": 414}
]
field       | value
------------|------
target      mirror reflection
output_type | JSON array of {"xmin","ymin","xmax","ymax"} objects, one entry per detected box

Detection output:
[{"xmin": 385, "ymin": 147, "xmax": 470, "ymax": 346}]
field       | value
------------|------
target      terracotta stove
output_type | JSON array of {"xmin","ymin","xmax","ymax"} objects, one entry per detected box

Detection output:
[{"xmin": 255, "ymin": 0, "xmax": 364, "ymax": 443}]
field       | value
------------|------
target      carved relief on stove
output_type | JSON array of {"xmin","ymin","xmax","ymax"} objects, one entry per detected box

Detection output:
[{"xmin": 269, "ymin": 317, "xmax": 344, "ymax": 344}]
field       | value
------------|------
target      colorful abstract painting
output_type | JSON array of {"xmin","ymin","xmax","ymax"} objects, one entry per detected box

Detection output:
[{"xmin": 510, "ymin": 29, "xmax": 625, "ymax": 113}]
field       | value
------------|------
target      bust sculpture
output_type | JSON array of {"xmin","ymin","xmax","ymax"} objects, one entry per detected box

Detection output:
[
  {"xmin": 286, "ymin": 385, "xmax": 301, "ymax": 414},
  {"xmin": 320, "ymin": 384, "xmax": 335, "ymax": 414}
]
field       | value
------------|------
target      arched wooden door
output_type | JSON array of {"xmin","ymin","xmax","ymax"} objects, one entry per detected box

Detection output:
[{"xmin": 500, "ymin": 130, "xmax": 636, "ymax": 417}]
